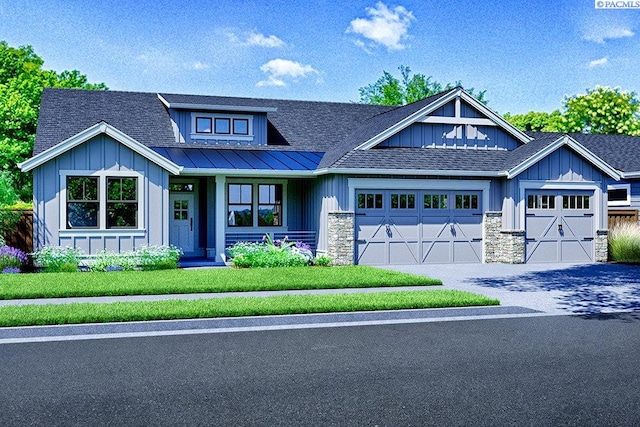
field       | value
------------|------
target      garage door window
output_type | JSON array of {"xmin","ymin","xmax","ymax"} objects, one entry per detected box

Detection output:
[
  {"xmin": 563, "ymin": 195, "xmax": 590, "ymax": 210},
  {"xmin": 527, "ymin": 194, "xmax": 555, "ymax": 209},
  {"xmin": 358, "ymin": 193, "xmax": 383, "ymax": 209},
  {"xmin": 424, "ymin": 194, "xmax": 447, "ymax": 209},
  {"xmin": 455, "ymin": 194, "xmax": 478, "ymax": 210},
  {"xmin": 391, "ymin": 193, "xmax": 415, "ymax": 209}
]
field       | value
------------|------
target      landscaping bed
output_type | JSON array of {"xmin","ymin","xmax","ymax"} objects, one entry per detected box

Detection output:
[
  {"xmin": 0, "ymin": 290, "xmax": 499, "ymax": 327},
  {"xmin": 0, "ymin": 266, "xmax": 442, "ymax": 300}
]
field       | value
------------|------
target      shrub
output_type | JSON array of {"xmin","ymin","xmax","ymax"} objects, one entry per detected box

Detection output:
[
  {"xmin": 0, "ymin": 245, "xmax": 28, "ymax": 270},
  {"xmin": 90, "ymin": 250, "xmax": 138, "ymax": 272},
  {"xmin": 33, "ymin": 246, "xmax": 83, "ymax": 272},
  {"xmin": 314, "ymin": 254, "xmax": 333, "ymax": 267},
  {"xmin": 227, "ymin": 235, "xmax": 313, "ymax": 268},
  {"xmin": 136, "ymin": 245, "xmax": 183, "ymax": 270},
  {"xmin": 609, "ymin": 223, "xmax": 640, "ymax": 262}
]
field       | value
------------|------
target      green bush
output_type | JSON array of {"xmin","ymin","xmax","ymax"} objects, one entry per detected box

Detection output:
[
  {"xmin": 33, "ymin": 246, "xmax": 83, "ymax": 273},
  {"xmin": 609, "ymin": 223, "xmax": 640, "ymax": 262},
  {"xmin": 90, "ymin": 250, "xmax": 138, "ymax": 272},
  {"xmin": 227, "ymin": 236, "xmax": 313, "ymax": 268},
  {"xmin": 136, "ymin": 245, "xmax": 183, "ymax": 270},
  {"xmin": 314, "ymin": 254, "xmax": 333, "ymax": 267}
]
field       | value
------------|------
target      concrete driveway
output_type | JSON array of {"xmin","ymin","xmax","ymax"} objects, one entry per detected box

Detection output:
[{"xmin": 383, "ymin": 263, "xmax": 640, "ymax": 315}]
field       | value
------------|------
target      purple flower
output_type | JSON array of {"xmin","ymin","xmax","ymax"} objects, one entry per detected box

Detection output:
[
  {"xmin": 295, "ymin": 241, "xmax": 311, "ymax": 251},
  {"xmin": 2, "ymin": 267, "xmax": 20, "ymax": 274},
  {"xmin": 0, "ymin": 245, "xmax": 28, "ymax": 270},
  {"xmin": 105, "ymin": 265, "xmax": 123, "ymax": 272}
]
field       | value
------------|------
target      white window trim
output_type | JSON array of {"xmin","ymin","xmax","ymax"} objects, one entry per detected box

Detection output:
[
  {"xmin": 59, "ymin": 170, "xmax": 145, "ymax": 234},
  {"xmin": 607, "ymin": 183, "xmax": 631, "ymax": 207},
  {"xmin": 225, "ymin": 178, "xmax": 288, "ymax": 230},
  {"xmin": 190, "ymin": 113, "xmax": 254, "ymax": 141}
]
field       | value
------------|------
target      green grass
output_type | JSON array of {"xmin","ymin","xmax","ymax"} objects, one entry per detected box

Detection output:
[
  {"xmin": 0, "ymin": 290, "xmax": 499, "ymax": 327},
  {"xmin": 609, "ymin": 223, "xmax": 640, "ymax": 263},
  {"xmin": 0, "ymin": 266, "xmax": 441, "ymax": 300}
]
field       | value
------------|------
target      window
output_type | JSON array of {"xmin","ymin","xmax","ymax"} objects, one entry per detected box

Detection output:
[
  {"xmin": 214, "ymin": 118, "xmax": 230, "ymax": 134},
  {"xmin": 258, "ymin": 184, "xmax": 282, "ymax": 226},
  {"xmin": 228, "ymin": 183, "xmax": 284, "ymax": 227},
  {"xmin": 562, "ymin": 195, "xmax": 590, "ymax": 210},
  {"xmin": 608, "ymin": 184, "xmax": 630, "ymax": 206},
  {"xmin": 527, "ymin": 194, "xmax": 555, "ymax": 210},
  {"xmin": 67, "ymin": 177, "xmax": 99, "ymax": 228},
  {"xmin": 106, "ymin": 178, "xmax": 138, "ymax": 228},
  {"xmin": 65, "ymin": 175, "xmax": 140, "ymax": 230},
  {"xmin": 192, "ymin": 113, "xmax": 253, "ymax": 140},
  {"xmin": 391, "ymin": 193, "xmax": 415, "ymax": 209},
  {"xmin": 195, "ymin": 117, "xmax": 212, "ymax": 133},
  {"xmin": 228, "ymin": 184, "xmax": 253, "ymax": 227},
  {"xmin": 455, "ymin": 194, "xmax": 478, "ymax": 210},
  {"xmin": 424, "ymin": 194, "xmax": 447, "ymax": 209},
  {"xmin": 169, "ymin": 183, "xmax": 194, "ymax": 192},
  {"xmin": 357, "ymin": 193, "xmax": 383, "ymax": 209}
]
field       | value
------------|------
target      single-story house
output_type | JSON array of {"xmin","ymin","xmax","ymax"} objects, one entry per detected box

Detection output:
[{"xmin": 18, "ymin": 87, "xmax": 640, "ymax": 265}]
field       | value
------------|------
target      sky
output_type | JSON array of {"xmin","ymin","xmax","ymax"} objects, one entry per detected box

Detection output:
[{"xmin": 1, "ymin": 0, "xmax": 639, "ymax": 114}]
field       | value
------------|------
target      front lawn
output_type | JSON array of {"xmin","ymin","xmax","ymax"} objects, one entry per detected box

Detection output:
[
  {"xmin": 0, "ymin": 290, "xmax": 499, "ymax": 327},
  {"xmin": 0, "ymin": 266, "xmax": 441, "ymax": 300}
]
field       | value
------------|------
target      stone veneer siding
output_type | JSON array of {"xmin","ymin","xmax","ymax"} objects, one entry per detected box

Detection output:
[
  {"xmin": 595, "ymin": 229, "xmax": 608, "ymax": 262},
  {"xmin": 484, "ymin": 211, "xmax": 525, "ymax": 264},
  {"xmin": 327, "ymin": 211, "xmax": 355, "ymax": 265}
]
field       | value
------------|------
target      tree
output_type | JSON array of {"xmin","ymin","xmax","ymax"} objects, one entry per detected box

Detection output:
[
  {"xmin": 359, "ymin": 65, "xmax": 487, "ymax": 106},
  {"xmin": 0, "ymin": 41, "xmax": 107, "ymax": 202},
  {"xmin": 505, "ymin": 86, "xmax": 640, "ymax": 136}
]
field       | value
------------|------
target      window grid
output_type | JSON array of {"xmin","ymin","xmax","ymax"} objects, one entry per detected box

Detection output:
[
  {"xmin": 66, "ymin": 176, "xmax": 99, "ymax": 229},
  {"xmin": 357, "ymin": 193, "xmax": 383, "ymax": 209},
  {"xmin": 527, "ymin": 194, "xmax": 556, "ymax": 210},
  {"xmin": 424, "ymin": 194, "xmax": 448, "ymax": 209},
  {"xmin": 258, "ymin": 184, "xmax": 283, "ymax": 226},
  {"xmin": 106, "ymin": 177, "xmax": 138, "ymax": 229},
  {"xmin": 455, "ymin": 194, "xmax": 478, "ymax": 210},
  {"xmin": 391, "ymin": 193, "xmax": 415, "ymax": 209},
  {"xmin": 562, "ymin": 195, "xmax": 590, "ymax": 210}
]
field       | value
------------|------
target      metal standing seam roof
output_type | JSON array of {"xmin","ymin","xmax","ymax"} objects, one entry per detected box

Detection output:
[{"xmin": 151, "ymin": 147, "xmax": 324, "ymax": 171}]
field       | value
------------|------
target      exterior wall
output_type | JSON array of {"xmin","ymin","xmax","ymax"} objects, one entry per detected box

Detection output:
[
  {"xmin": 505, "ymin": 147, "xmax": 608, "ymax": 230},
  {"xmin": 169, "ymin": 109, "xmax": 268, "ymax": 145},
  {"xmin": 378, "ymin": 123, "xmax": 520, "ymax": 150},
  {"xmin": 312, "ymin": 174, "xmax": 350, "ymax": 253},
  {"xmin": 431, "ymin": 99, "xmax": 484, "ymax": 118},
  {"xmin": 484, "ymin": 212, "xmax": 525, "ymax": 263},
  {"xmin": 32, "ymin": 134, "xmax": 170, "ymax": 254}
]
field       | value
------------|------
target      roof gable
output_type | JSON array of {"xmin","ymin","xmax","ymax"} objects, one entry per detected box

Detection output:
[{"xmin": 20, "ymin": 122, "xmax": 182, "ymax": 175}]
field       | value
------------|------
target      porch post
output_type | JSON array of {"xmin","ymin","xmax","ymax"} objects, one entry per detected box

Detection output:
[{"xmin": 215, "ymin": 175, "xmax": 226, "ymax": 262}]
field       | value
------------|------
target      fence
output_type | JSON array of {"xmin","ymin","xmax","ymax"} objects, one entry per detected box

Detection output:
[
  {"xmin": 608, "ymin": 209, "xmax": 639, "ymax": 230},
  {"xmin": 1, "ymin": 209, "xmax": 33, "ymax": 253}
]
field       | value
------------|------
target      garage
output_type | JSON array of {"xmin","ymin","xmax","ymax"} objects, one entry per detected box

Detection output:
[
  {"xmin": 355, "ymin": 190, "xmax": 483, "ymax": 265},
  {"xmin": 525, "ymin": 190, "xmax": 595, "ymax": 263}
]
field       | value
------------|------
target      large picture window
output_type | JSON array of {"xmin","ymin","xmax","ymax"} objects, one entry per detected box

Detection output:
[
  {"xmin": 65, "ymin": 175, "xmax": 140, "ymax": 230},
  {"xmin": 228, "ymin": 183, "xmax": 284, "ymax": 227},
  {"xmin": 67, "ymin": 177, "xmax": 99, "ymax": 228}
]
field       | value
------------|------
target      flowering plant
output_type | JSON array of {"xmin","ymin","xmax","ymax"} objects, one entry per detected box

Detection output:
[
  {"xmin": 0, "ymin": 245, "xmax": 28, "ymax": 270},
  {"xmin": 32, "ymin": 246, "xmax": 83, "ymax": 272}
]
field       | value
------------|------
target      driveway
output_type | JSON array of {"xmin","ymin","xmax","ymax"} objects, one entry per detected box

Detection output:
[{"xmin": 383, "ymin": 263, "xmax": 640, "ymax": 315}]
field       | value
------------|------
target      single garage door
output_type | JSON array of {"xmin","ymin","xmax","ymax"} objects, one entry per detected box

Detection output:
[
  {"xmin": 525, "ymin": 190, "xmax": 595, "ymax": 263},
  {"xmin": 355, "ymin": 190, "xmax": 483, "ymax": 265}
]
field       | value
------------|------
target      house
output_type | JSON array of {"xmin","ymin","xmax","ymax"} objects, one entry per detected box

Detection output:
[{"xmin": 18, "ymin": 87, "xmax": 640, "ymax": 265}]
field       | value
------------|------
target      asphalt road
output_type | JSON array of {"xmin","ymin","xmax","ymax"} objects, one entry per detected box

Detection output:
[{"xmin": 1, "ymin": 313, "xmax": 639, "ymax": 426}]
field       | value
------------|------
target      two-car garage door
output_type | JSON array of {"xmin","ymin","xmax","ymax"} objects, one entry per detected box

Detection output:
[
  {"xmin": 355, "ymin": 190, "xmax": 483, "ymax": 265},
  {"xmin": 354, "ymin": 188, "xmax": 597, "ymax": 265}
]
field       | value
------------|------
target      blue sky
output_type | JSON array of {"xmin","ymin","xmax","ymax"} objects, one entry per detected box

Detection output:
[{"xmin": 1, "ymin": 0, "xmax": 639, "ymax": 113}]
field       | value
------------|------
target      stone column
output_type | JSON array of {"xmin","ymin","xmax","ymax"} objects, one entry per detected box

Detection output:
[
  {"xmin": 327, "ymin": 211, "xmax": 354, "ymax": 265},
  {"xmin": 483, "ymin": 211, "xmax": 525, "ymax": 264},
  {"xmin": 595, "ymin": 230, "xmax": 608, "ymax": 262}
]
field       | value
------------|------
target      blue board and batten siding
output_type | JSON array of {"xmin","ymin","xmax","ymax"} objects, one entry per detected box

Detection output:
[
  {"xmin": 503, "ymin": 146, "xmax": 608, "ymax": 230},
  {"xmin": 32, "ymin": 134, "xmax": 170, "ymax": 254},
  {"xmin": 430, "ymin": 99, "xmax": 484, "ymax": 118},
  {"xmin": 378, "ymin": 123, "xmax": 520, "ymax": 150},
  {"xmin": 168, "ymin": 109, "xmax": 268, "ymax": 145}
]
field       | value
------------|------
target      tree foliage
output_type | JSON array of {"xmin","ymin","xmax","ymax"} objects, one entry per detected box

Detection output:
[
  {"xmin": 0, "ymin": 41, "xmax": 107, "ymax": 202},
  {"xmin": 505, "ymin": 86, "xmax": 640, "ymax": 136},
  {"xmin": 359, "ymin": 65, "xmax": 487, "ymax": 106}
]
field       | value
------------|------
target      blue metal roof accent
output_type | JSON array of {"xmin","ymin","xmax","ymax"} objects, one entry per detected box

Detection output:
[{"xmin": 151, "ymin": 147, "xmax": 324, "ymax": 171}]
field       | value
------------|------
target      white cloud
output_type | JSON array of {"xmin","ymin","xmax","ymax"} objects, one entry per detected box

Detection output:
[
  {"xmin": 346, "ymin": 2, "xmax": 415, "ymax": 51},
  {"xmin": 227, "ymin": 30, "xmax": 286, "ymax": 48},
  {"xmin": 189, "ymin": 60, "xmax": 211, "ymax": 70},
  {"xmin": 588, "ymin": 56, "xmax": 609, "ymax": 68},
  {"xmin": 582, "ymin": 23, "xmax": 634, "ymax": 43},
  {"xmin": 257, "ymin": 59, "xmax": 319, "ymax": 87}
]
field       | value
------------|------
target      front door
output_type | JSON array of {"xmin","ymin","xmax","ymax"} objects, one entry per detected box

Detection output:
[{"xmin": 170, "ymin": 193, "xmax": 194, "ymax": 254}]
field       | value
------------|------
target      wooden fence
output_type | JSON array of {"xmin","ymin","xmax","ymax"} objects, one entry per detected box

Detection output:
[
  {"xmin": 1, "ymin": 209, "xmax": 33, "ymax": 253},
  {"xmin": 608, "ymin": 209, "xmax": 639, "ymax": 230}
]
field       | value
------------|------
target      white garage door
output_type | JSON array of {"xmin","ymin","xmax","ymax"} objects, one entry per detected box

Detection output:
[
  {"xmin": 355, "ymin": 190, "xmax": 483, "ymax": 265},
  {"xmin": 525, "ymin": 191, "xmax": 595, "ymax": 263}
]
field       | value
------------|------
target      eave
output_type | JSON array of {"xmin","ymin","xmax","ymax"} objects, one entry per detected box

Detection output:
[{"xmin": 157, "ymin": 94, "xmax": 277, "ymax": 113}]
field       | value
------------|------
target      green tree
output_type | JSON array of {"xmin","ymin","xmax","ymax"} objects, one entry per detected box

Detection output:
[
  {"xmin": 359, "ymin": 65, "xmax": 487, "ymax": 106},
  {"xmin": 505, "ymin": 86, "xmax": 640, "ymax": 136},
  {"xmin": 0, "ymin": 41, "xmax": 107, "ymax": 202}
]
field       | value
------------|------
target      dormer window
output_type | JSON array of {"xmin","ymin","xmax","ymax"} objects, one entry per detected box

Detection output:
[{"xmin": 191, "ymin": 113, "xmax": 253, "ymax": 141}]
